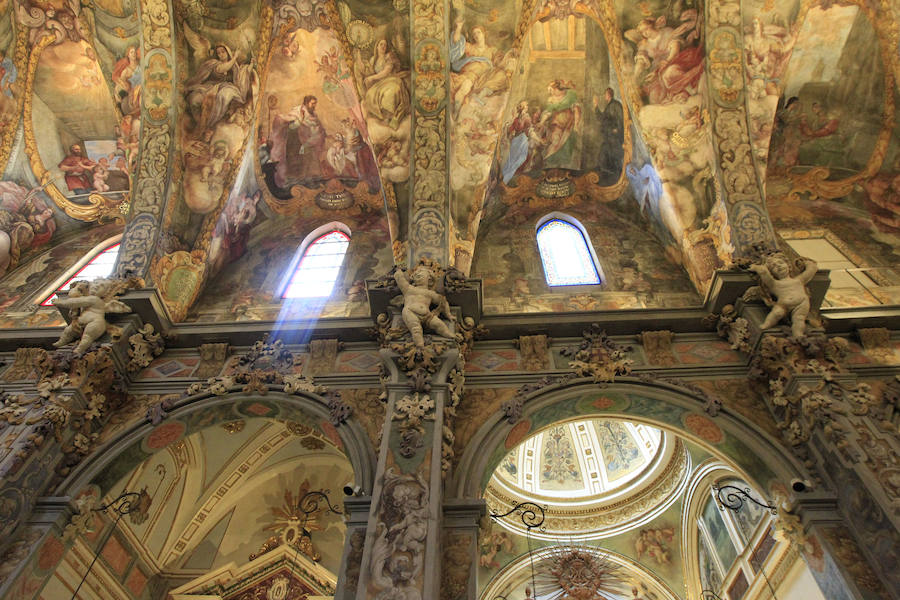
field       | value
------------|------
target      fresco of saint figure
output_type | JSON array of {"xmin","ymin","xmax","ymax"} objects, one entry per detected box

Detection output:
[
  {"xmin": 58, "ymin": 145, "xmax": 96, "ymax": 195},
  {"xmin": 592, "ymin": 87, "xmax": 624, "ymax": 177},
  {"xmin": 112, "ymin": 45, "xmax": 141, "ymax": 117},
  {"xmin": 360, "ymin": 39, "xmax": 410, "ymax": 130},
  {"xmin": 0, "ymin": 181, "xmax": 56, "ymax": 276},
  {"xmin": 502, "ymin": 101, "xmax": 541, "ymax": 183},
  {"xmin": 537, "ymin": 79, "xmax": 582, "ymax": 171},
  {"xmin": 184, "ymin": 42, "xmax": 256, "ymax": 138},
  {"xmin": 268, "ymin": 95, "xmax": 326, "ymax": 187},
  {"xmin": 208, "ymin": 189, "xmax": 260, "ymax": 276},
  {"xmin": 450, "ymin": 20, "xmax": 511, "ymax": 116}
]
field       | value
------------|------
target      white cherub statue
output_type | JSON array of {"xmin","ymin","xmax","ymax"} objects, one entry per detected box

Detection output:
[
  {"xmin": 748, "ymin": 253, "xmax": 817, "ymax": 338},
  {"xmin": 52, "ymin": 279, "xmax": 132, "ymax": 355},
  {"xmin": 393, "ymin": 263, "xmax": 455, "ymax": 348}
]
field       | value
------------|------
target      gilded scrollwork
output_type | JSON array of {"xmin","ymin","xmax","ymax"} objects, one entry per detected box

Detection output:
[
  {"xmin": 705, "ymin": 0, "xmax": 776, "ymax": 255},
  {"xmin": 410, "ymin": 0, "xmax": 449, "ymax": 262},
  {"xmin": 117, "ymin": 0, "xmax": 177, "ymax": 278}
]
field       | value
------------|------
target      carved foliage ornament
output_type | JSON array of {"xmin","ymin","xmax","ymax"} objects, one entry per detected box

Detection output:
[
  {"xmin": 127, "ymin": 323, "xmax": 165, "ymax": 373},
  {"xmin": 748, "ymin": 334, "xmax": 883, "ymax": 463},
  {"xmin": 186, "ymin": 336, "xmax": 351, "ymax": 426},
  {"xmin": 560, "ymin": 324, "xmax": 634, "ymax": 383}
]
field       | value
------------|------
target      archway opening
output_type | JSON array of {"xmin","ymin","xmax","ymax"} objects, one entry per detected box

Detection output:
[{"xmin": 42, "ymin": 416, "xmax": 353, "ymax": 599}]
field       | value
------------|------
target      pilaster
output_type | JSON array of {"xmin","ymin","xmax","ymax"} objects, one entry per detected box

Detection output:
[
  {"xmin": 335, "ymin": 495, "xmax": 372, "ymax": 600},
  {"xmin": 441, "ymin": 499, "xmax": 485, "ymax": 600}
]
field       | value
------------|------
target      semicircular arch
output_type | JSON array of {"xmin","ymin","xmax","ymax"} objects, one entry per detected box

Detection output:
[
  {"xmin": 481, "ymin": 543, "xmax": 681, "ymax": 600},
  {"xmin": 452, "ymin": 378, "xmax": 807, "ymax": 499},
  {"xmin": 55, "ymin": 390, "xmax": 377, "ymax": 499}
]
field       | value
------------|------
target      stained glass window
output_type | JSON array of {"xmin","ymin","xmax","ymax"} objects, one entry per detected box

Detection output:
[
  {"xmin": 536, "ymin": 219, "xmax": 601, "ymax": 286},
  {"xmin": 282, "ymin": 230, "xmax": 350, "ymax": 299},
  {"xmin": 41, "ymin": 242, "xmax": 121, "ymax": 306}
]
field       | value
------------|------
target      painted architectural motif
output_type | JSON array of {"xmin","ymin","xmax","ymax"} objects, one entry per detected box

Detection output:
[{"xmin": 0, "ymin": 1, "xmax": 895, "ymax": 599}]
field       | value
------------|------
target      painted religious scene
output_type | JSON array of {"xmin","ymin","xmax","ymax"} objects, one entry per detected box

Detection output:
[
  {"xmin": 169, "ymin": 0, "xmax": 261, "ymax": 256},
  {"xmin": 764, "ymin": 1, "xmax": 900, "ymax": 307},
  {"xmin": 257, "ymin": 25, "xmax": 381, "ymax": 203},
  {"xmin": 0, "ymin": 2, "xmax": 897, "ymax": 600},
  {"xmin": 29, "ymin": 34, "xmax": 132, "ymax": 209}
]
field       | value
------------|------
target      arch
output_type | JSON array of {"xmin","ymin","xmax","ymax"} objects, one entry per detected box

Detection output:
[
  {"xmin": 681, "ymin": 460, "xmax": 789, "ymax": 600},
  {"xmin": 451, "ymin": 379, "xmax": 808, "ymax": 500},
  {"xmin": 54, "ymin": 390, "xmax": 377, "ymax": 501},
  {"xmin": 534, "ymin": 214, "xmax": 603, "ymax": 286},
  {"xmin": 278, "ymin": 222, "xmax": 352, "ymax": 299},
  {"xmin": 37, "ymin": 234, "xmax": 122, "ymax": 305},
  {"xmin": 480, "ymin": 544, "xmax": 680, "ymax": 600}
]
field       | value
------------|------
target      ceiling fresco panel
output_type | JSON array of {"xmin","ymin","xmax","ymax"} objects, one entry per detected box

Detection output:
[
  {"xmin": 447, "ymin": 0, "xmax": 533, "ymax": 273},
  {"xmin": 336, "ymin": 0, "xmax": 412, "ymax": 260},
  {"xmin": 169, "ymin": 0, "xmax": 263, "ymax": 228},
  {"xmin": 765, "ymin": 0, "xmax": 900, "ymax": 308},
  {"xmin": 0, "ymin": 0, "xmax": 140, "ymax": 316}
]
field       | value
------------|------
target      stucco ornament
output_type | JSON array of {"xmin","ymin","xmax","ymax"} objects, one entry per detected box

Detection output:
[
  {"xmin": 535, "ymin": 545, "xmax": 626, "ymax": 600},
  {"xmin": 127, "ymin": 323, "xmax": 165, "ymax": 373},
  {"xmin": 561, "ymin": 324, "xmax": 633, "ymax": 382},
  {"xmin": 52, "ymin": 278, "xmax": 141, "ymax": 355},
  {"xmin": 369, "ymin": 468, "xmax": 429, "ymax": 600},
  {"xmin": 746, "ymin": 252, "xmax": 817, "ymax": 338},
  {"xmin": 392, "ymin": 261, "xmax": 455, "ymax": 348}
]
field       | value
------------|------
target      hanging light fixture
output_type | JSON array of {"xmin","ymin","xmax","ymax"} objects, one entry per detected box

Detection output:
[
  {"xmin": 490, "ymin": 502, "xmax": 627, "ymax": 600},
  {"xmin": 71, "ymin": 491, "xmax": 142, "ymax": 600},
  {"xmin": 712, "ymin": 484, "xmax": 780, "ymax": 600}
]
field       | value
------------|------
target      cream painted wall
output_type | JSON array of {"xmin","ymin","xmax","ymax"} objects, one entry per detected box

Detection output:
[{"xmin": 775, "ymin": 557, "xmax": 828, "ymax": 600}]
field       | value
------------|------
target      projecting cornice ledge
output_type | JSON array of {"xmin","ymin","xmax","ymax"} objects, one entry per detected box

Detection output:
[{"xmin": 0, "ymin": 271, "xmax": 897, "ymax": 352}]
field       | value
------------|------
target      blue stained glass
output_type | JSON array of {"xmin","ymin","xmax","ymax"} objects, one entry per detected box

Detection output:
[
  {"xmin": 536, "ymin": 219, "xmax": 601, "ymax": 286},
  {"xmin": 283, "ymin": 230, "xmax": 350, "ymax": 298}
]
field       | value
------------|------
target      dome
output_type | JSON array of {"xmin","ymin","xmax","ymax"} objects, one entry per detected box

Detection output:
[{"xmin": 485, "ymin": 419, "xmax": 689, "ymax": 540}]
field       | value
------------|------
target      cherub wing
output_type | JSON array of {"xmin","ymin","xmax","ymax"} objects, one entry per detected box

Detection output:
[
  {"xmin": 183, "ymin": 24, "xmax": 211, "ymax": 61},
  {"xmin": 103, "ymin": 299, "xmax": 132, "ymax": 314}
]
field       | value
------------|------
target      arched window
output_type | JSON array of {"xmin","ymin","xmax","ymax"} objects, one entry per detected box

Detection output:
[
  {"xmin": 536, "ymin": 217, "xmax": 601, "ymax": 286},
  {"xmin": 697, "ymin": 478, "xmax": 777, "ymax": 600},
  {"xmin": 40, "ymin": 240, "xmax": 121, "ymax": 306},
  {"xmin": 281, "ymin": 229, "xmax": 350, "ymax": 299}
]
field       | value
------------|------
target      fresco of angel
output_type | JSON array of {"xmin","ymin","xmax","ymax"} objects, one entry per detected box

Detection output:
[
  {"xmin": 625, "ymin": 7, "xmax": 703, "ymax": 105},
  {"xmin": 183, "ymin": 26, "xmax": 258, "ymax": 139}
]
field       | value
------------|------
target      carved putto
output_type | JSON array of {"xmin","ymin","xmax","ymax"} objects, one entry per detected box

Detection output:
[
  {"xmin": 391, "ymin": 259, "xmax": 456, "ymax": 348},
  {"xmin": 744, "ymin": 251, "xmax": 817, "ymax": 338},
  {"xmin": 52, "ymin": 277, "xmax": 142, "ymax": 356}
]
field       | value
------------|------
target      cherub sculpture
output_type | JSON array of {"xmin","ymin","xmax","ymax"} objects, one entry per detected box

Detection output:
[
  {"xmin": 748, "ymin": 253, "xmax": 817, "ymax": 338},
  {"xmin": 393, "ymin": 262, "xmax": 455, "ymax": 348},
  {"xmin": 52, "ymin": 279, "xmax": 132, "ymax": 355}
]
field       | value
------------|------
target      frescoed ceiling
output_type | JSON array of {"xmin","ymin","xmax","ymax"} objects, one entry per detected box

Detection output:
[
  {"xmin": 484, "ymin": 418, "xmax": 688, "ymax": 541},
  {"xmin": 99, "ymin": 418, "xmax": 353, "ymax": 587},
  {"xmin": 0, "ymin": 0, "xmax": 898, "ymax": 321},
  {"xmin": 479, "ymin": 420, "xmax": 717, "ymax": 599}
]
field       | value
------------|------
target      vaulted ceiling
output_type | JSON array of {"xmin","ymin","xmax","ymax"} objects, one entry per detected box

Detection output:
[{"xmin": 0, "ymin": 0, "xmax": 898, "ymax": 321}]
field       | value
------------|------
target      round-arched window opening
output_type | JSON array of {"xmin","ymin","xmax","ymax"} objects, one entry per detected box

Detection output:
[{"xmin": 535, "ymin": 218, "xmax": 602, "ymax": 286}]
